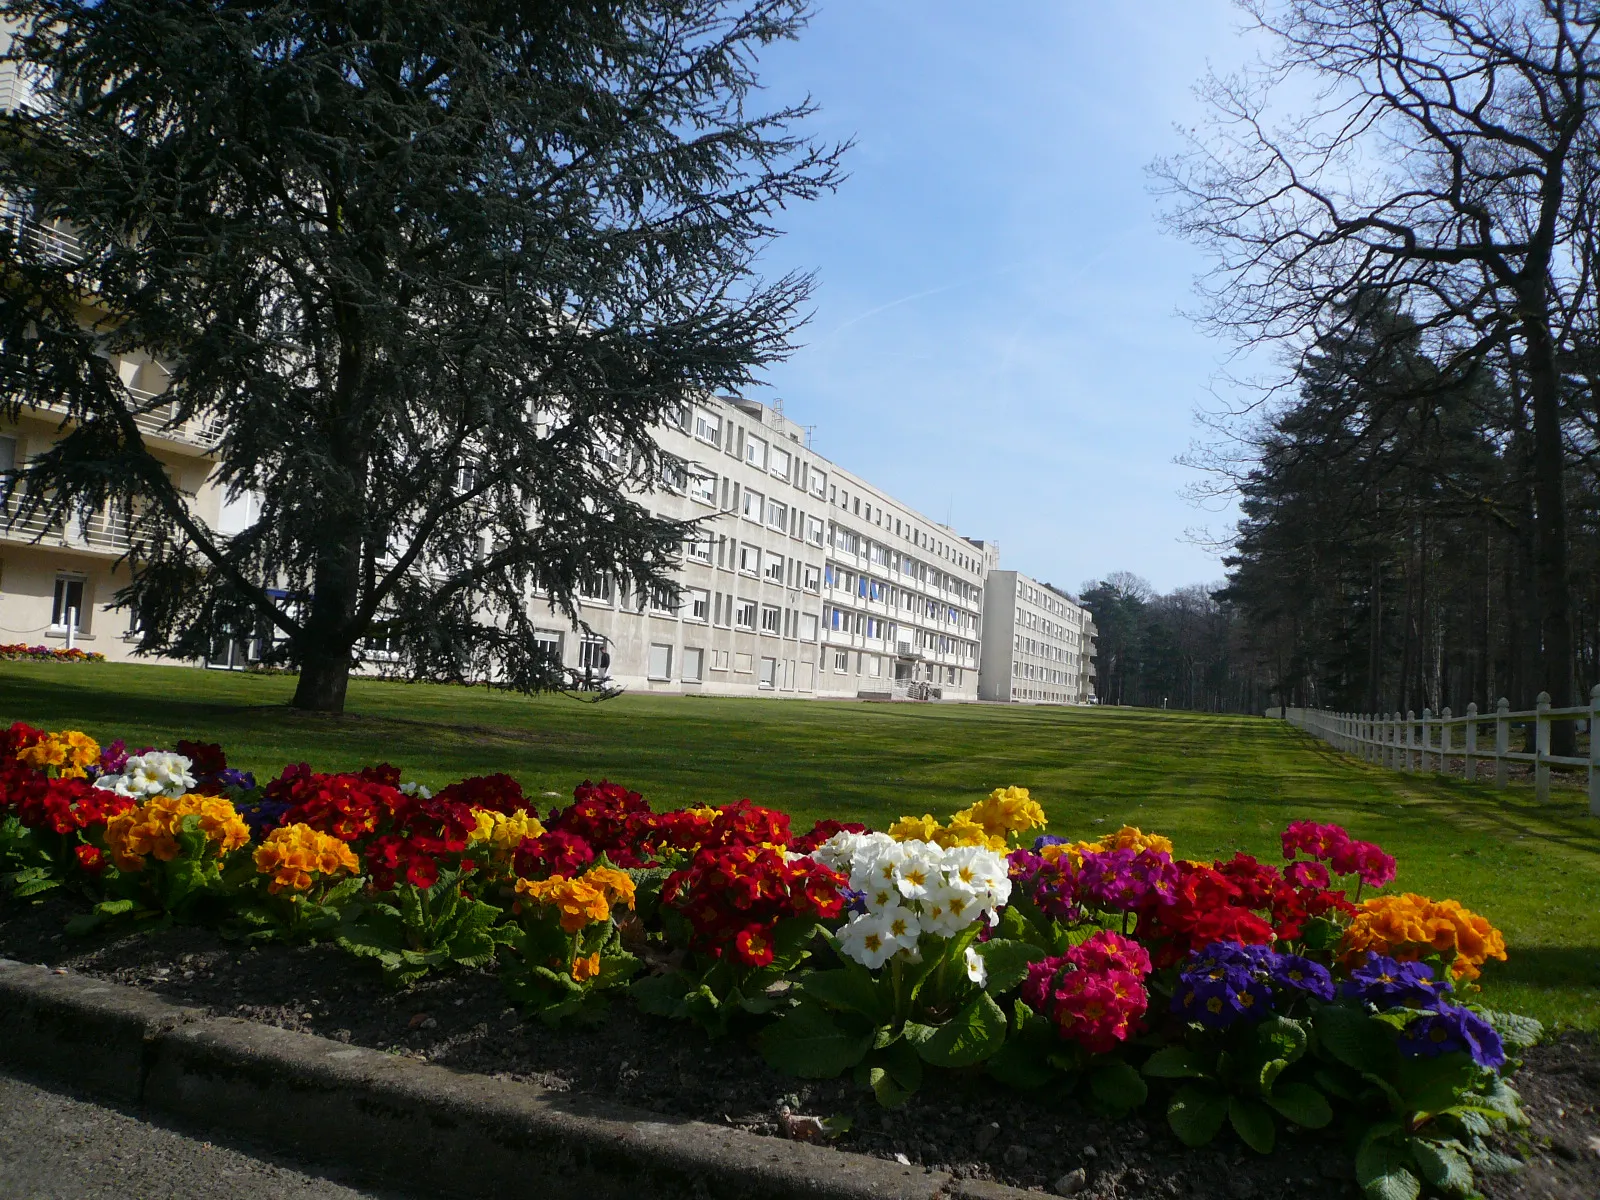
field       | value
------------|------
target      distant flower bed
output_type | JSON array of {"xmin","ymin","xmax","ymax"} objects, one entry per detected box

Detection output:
[
  {"xmin": 0, "ymin": 644, "xmax": 105, "ymax": 663},
  {"xmin": 0, "ymin": 722, "xmax": 1540, "ymax": 1200}
]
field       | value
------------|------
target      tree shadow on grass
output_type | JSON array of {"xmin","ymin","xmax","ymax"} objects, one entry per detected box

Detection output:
[
  {"xmin": 1284, "ymin": 731, "xmax": 1600, "ymax": 860},
  {"xmin": 1490, "ymin": 946, "xmax": 1600, "ymax": 990}
]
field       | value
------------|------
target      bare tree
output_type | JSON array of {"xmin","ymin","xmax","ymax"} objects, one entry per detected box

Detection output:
[{"xmin": 1156, "ymin": 0, "xmax": 1600, "ymax": 743}]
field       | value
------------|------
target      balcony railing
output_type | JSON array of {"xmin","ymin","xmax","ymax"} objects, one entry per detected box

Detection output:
[
  {"xmin": 19, "ymin": 388, "xmax": 220, "ymax": 452},
  {"xmin": 1, "ymin": 493, "xmax": 133, "ymax": 556},
  {"xmin": 0, "ymin": 195, "xmax": 84, "ymax": 265}
]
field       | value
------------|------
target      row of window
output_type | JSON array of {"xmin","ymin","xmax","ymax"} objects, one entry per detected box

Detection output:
[
  {"xmin": 1012, "ymin": 660, "xmax": 1081, "ymax": 685},
  {"xmin": 824, "ymin": 563, "xmax": 979, "ymax": 632}
]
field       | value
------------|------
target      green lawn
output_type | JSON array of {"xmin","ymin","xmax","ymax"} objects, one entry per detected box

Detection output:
[{"xmin": 4, "ymin": 661, "xmax": 1598, "ymax": 1029}]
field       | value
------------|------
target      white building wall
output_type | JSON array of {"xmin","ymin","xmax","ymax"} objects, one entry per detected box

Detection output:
[
  {"xmin": 978, "ymin": 570, "xmax": 1097, "ymax": 705},
  {"xmin": 549, "ymin": 395, "xmax": 989, "ymax": 701}
]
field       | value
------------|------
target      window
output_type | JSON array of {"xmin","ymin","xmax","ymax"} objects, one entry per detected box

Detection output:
[
  {"xmin": 734, "ymin": 652, "xmax": 753, "ymax": 674},
  {"xmin": 663, "ymin": 403, "xmax": 692, "ymax": 433},
  {"xmin": 734, "ymin": 598, "xmax": 758, "ymax": 630},
  {"xmin": 682, "ymin": 647, "xmax": 704, "ymax": 682},
  {"xmin": 806, "ymin": 515, "xmax": 825, "ymax": 546},
  {"xmin": 579, "ymin": 574, "xmax": 613, "ymax": 603},
  {"xmin": 758, "ymin": 656, "xmax": 777, "ymax": 689},
  {"xmin": 801, "ymin": 612, "xmax": 819, "ymax": 641},
  {"xmin": 746, "ymin": 435, "xmax": 767, "ymax": 470},
  {"xmin": 51, "ymin": 576, "xmax": 86, "ymax": 631},
  {"xmin": 648, "ymin": 585, "xmax": 676, "ymax": 614},
  {"xmin": 770, "ymin": 447, "xmax": 790, "ymax": 480},
  {"xmin": 810, "ymin": 469, "xmax": 827, "ymax": 499},
  {"xmin": 763, "ymin": 554, "xmax": 785, "ymax": 584},
  {"xmin": 760, "ymin": 604, "xmax": 781, "ymax": 635},
  {"xmin": 534, "ymin": 629, "xmax": 563, "ymax": 666},
  {"xmin": 685, "ymin": 533, "xmax": 712, "ymax": 564},
  {"xmin": 833, "ymin": 649, "xmax": 849, "ymax": 673},
  {"xmin": 738, "ymin": 543, "xmax": 761, "ymax": 575},
  {"xmin": 648, "ymin": 643, "xmax": 673, "ymax": 680},
  {"xmin": 687, "ymin": 588, "xmax": 710, "ymax": 622},
  {"xmin": 660, "ymin": 455, "xmax": 687, "ymax": 493},
  {"xmin": 579, "ymin": 636, "xmax": 610, "ymax": 673},
  {"xmin": 694, "ymin": 409, "xmax": 721, "ymax": 446},
  {"xmin": 689, "ymin": 468, "xmax": 717, "ymax": 505},
  {"xmin": 742, "ymin": 488, "xmax": 764, "ymax": 522},
  {"xmin": 766, "ymin": 498, "xmax": 787, "ymax": 530},
  {"xmin": 802, "ymin": 563, "xmax": 821, "ymax": 592},
  {"xmin": 869, "ymin": 655, "xmax": 882, "ymax": 678},
  {"xmin": 711, "ymin": 649, "xmax": 730, "ymax": 671}
]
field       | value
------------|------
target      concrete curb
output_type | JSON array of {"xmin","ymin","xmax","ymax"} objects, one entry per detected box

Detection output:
[{"xmin": 0, "ymin": 959, "xmax": 1032, "ymax": 1200}]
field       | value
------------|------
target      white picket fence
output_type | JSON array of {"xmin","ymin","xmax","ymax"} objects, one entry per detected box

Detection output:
[{"xmin": 1279, "ymin": 687, "xmax": 1600, "ymax": 816}]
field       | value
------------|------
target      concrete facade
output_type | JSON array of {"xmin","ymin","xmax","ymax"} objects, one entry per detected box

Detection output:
[
  {"xmin": 555, "ymin": 396, "xmax": 992, "ymax": 701},
  {"xmin": 977, "ymin": 570, "xmax": 1096, "ymax": 705}
]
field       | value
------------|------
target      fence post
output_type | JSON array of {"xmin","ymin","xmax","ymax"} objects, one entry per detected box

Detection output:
[
  {"xmin": 1391, "ymin": 711, "xmax": 1402, "ymax": 769},
  {"xmin": 1535, "ymin": 692, "xmax": 1551, "ymax": 803},
  {"xmin": 1405, "ymin": 710, "xmax": 1416, "ymax": 771},
  {"xmin": 1590, "ymin": 685, "xmax": 1600, "ymax": 818},
  {"xmin": 1495, "ymin": 698, "xmax": 1510, "ymax": 786},
  {"xmin": 1440, "ymin": 707, "xmax": 1452, "ymax": 776},
  {"xmin": 1421, "ymin": 709, "xmax": 1433, "ymax": 772},
  {"xmin": 1465, "ymin": 702, "xmax": 1478, "ymax": 781}
]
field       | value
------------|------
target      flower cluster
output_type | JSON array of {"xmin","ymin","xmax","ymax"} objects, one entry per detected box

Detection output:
[
  {"xmin": 1341, "ymin": 952, "xmax": 1505, "ymax": 1070},
  {"xmin": 266, "ymin": 765, "xmax": 402, "ymax": 841},
  {"xmin": 812, "ymin": 831, "xmax": 1011, "ymax": 968},
  {"xmin": 887, "ymin": 786, "xmax": 1046, "ymax": 851},
  {"xmin": 253, "ymin": 823, "xmax": 361, "ymax": 894},
  {"xmin": 1171, "ymin": 941, "xmax": 1334, "ymax": 1028},
  {"xmin": 1021, "ymin": 930, "xmax": 1152, "ymax": 1053},
  {"xmin": 0, "ymin": 643, "xmax": 105, "ymax": 662},
  {"xmin": 94, "ymin": 751, "xmax": 198, "ymax": 800},
  {"xmin": 662, "ymin": 842, "xmax": 845, "ymax": 967},
  {"xmin": 515, "ymin": 865, "xmax": 637, "ymax": 934},
  {"xmin": 1341, "ymin": 893, "xmax": 1507, "ymax": 981},
  {"xmin": 103, "ymin": 793, "xmax": 251, "ymax": 871},
  {"xmin": 469, "ymin": 807, "xmax": 546, "ymax": 863},
  {"xmin": 174, "ymin": 740, "xmax": 256, "ymax": 795},
  {"xmin": 1281, "ymin": 820, "xmax": 1396, "ymax": 889},
  {"xmin": 15, "ymin": 729, "xmax": 100, "ymax": 778}
]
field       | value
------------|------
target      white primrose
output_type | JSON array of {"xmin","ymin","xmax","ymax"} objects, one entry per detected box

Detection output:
[
  {"xmin": 93, "ymin": 751, "xmax": 195, "ymax": 799},
  {"xmin": 811, "ymin": 830, "xmax": 1015, "ymax": 970},
  {"xmin": 964, "ymin": 945, "xmax": 988, "ymax": 987}
]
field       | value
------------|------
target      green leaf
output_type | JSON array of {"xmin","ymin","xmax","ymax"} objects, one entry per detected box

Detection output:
[
  {"xmin": 910, "ymin": 991, "xmax": 1007, "ymax": 1068},
  {"xmin": 986, "ymin": 1035, "xmax": 1059, "ymax": 1089},
  {"xmin": 1313, "ymin": 1065, "xmax": 1358, "ymax": 1101},
  {"xmin": 1299, "ymin": 915, "xmax": 1339, "ymax": 950},
  {"xmin": 1394, "ymin": 1051, "xmax": 1477, "ymax": 1116},
  {"xmin": 1088, "ymin": 1059, "xmax": 1148, "ymax": 1118},
  {"xmin": 1356, "ymin": 1133, "xmax": 1422, "ymax": 1200},
  {"xmin": 1228, "ymin": 1096, "xmax": 1276, "ymax": 1154},
  {"xmin": 1167, "ymin": 1083, "xmax": 1228, "ymax": 1147},
  {"xmin": 1143, "ymin": 1045, "xmax": 1213, "ymax": 1079},
  {"xmin": 868, "ymin": 1065, "xmax": 912, "ymax": 1108},
  {"xmin": 974, "ymin": 938, "xmax": 1044, "ymax": 993},
  {"xmin": 757, "ymin": 1002, "xmax": 873, "ymax": 1079},
  {"xmin": 1316, "ymin": 1003, "xmax": 1400, "ymax": 1074},
  {"xmin": 800, "ymin": 967, "xmax": 891, "ymax": 1022},
  {"xmin": 1480, "ymin": 1009, "xmax": 1543, "ymax": 1051},
  {"xmin": 1410, "ymin": 1139, "xmax": 1473, "ymax": 1196},
  {"xmin": 1259, "ymin": 1058, "xmax": 1287, "ymax": 1094},
  {"xmin": 1265, "ymin": 1080, "xmax": 1333, "ymax": 1129},
  {"xmin": 1254, "ymin": 1015, "xmax": 1309, "ymax": 1065}
]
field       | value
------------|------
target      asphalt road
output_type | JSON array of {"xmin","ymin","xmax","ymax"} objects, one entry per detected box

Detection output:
[{"xmin": 0, "ymin": 1070, "xmax": 413, "ymax": 1199}]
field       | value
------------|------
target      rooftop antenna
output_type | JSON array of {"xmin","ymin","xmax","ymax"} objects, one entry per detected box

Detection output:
[{"xmin": 803, "ymin": 424, "xmax": 816, "ymax": 449}]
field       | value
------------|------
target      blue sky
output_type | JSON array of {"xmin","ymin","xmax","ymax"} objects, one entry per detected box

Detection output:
[{"xmin": 750, "ymin": 2, "xmax": 1262, "ymax": 595}]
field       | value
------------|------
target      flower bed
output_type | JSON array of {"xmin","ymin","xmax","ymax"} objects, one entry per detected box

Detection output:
[
  {"xmin": 0, "ymin": 644, "xmax": 105, "ymax": 663},
  {"xmin": 0, "ymin": 721, "xmax": 1554, "ymax": 1200}
]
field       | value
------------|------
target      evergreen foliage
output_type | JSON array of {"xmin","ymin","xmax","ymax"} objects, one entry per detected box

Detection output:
[{"xmin": 0, "ymin": 0, "xmax": 843, "ymax": 712}]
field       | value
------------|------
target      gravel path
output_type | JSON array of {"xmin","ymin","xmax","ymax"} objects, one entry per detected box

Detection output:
[{"xmin": 0, "ymin": 1070, "xmax": 408, "ymax": 1200}]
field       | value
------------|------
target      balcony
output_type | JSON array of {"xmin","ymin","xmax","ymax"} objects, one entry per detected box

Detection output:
[
  {"xmin": 19, "ymin": 388, "xmax": 220, "ymax": 454},
  {"xmin": 1, "ymin": 195, "xmax": 84, "ymax": 265},
  {"xmin": 1, "ymin": 493, "xmax": 133, "ymax": 557}
]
